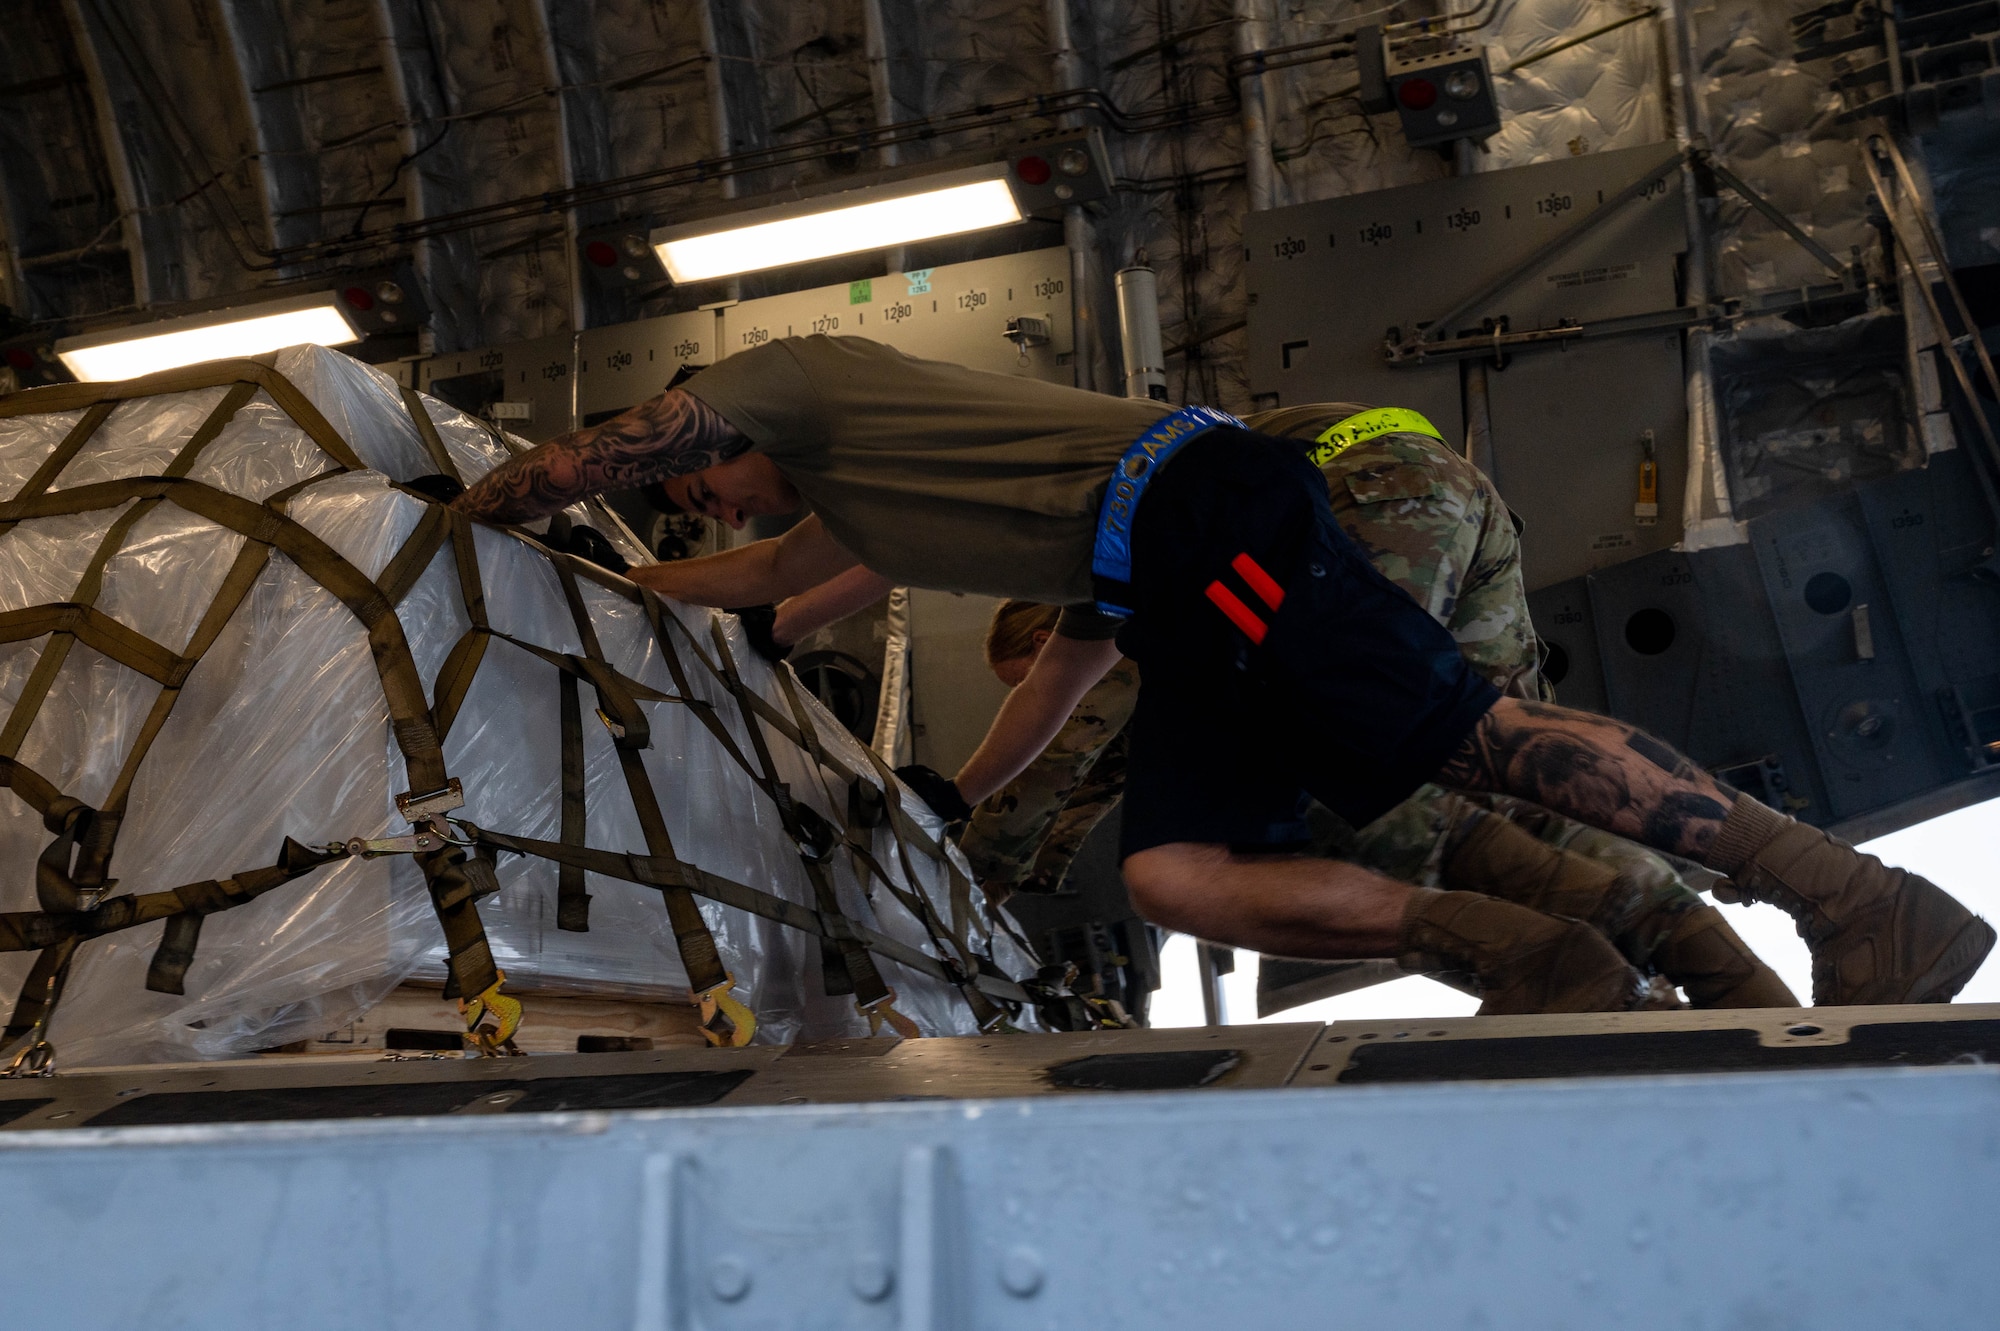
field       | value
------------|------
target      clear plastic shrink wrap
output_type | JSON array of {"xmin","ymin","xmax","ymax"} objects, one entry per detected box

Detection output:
[{"xmin": 0, "ymin": 346, "xmax": 1035, "ymax": 1066}]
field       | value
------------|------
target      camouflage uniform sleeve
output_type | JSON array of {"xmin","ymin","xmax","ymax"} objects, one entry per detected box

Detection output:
[
  {"xmin": 1321, "ymin": 435, "xmax": 1476, "ymax": 626},
  {"xmin": 1020, "ymin": 728, "xmax": 1130, "ymax": 893},
  {"xmin": 1449, "ymin": 466, "xmax": 1550, "ymax": 699},
  {"xmin": 1321, "ymin": 434, "xmax": 1545, "ymax": 697},
  {"xmin": 958, "ymin": 659, "xmax": 1141, "ymax": 891}
]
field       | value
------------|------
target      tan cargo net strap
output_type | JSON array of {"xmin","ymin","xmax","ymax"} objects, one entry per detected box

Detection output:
[
  {"xmin": 401, "ymin": 384, "xmax": 464, "ymax": 484},
  {"xmin": 459, "ymin": 826, "xmax": 1023, "ymax": 1007},
  {"xmin": 0, "ymin": 357, "xmax": 367, "ymax": 472},
  {"xmin": 707, "ymin": 618, "xmax": 889, "ymax": 1012},
  {"xmin": 0, "ymin": 363, "xmax": 1024, "ymax": 1054},
  {"xmin": 546, "ymin": 546, "xmax": 728, "ymax": 1004},
  {"xmin": 0, "ymin": 365, "xmax": 486, "ymax": 1053},
  {"xmin": 763, "ymin": 644, "xmax": 1003, "ymax": 1025},
  {"xmin": 651, "ymin": 596, "xmax": 1016, "ymax": 1019},
  {"xmin": 416, "ymin": 533, "xmax": 1024, "ymax": 1027},
  {"xmin": 423, "ymin": 553, "xmax": 1026, "ymax": 1025},
  {"xmin": 407, "ymin": 403, "xmax": 1033, "ymax": 1018},
  {"xmin": 402, "ymin": 513, "xmax": 733, "ymax": 1009}
]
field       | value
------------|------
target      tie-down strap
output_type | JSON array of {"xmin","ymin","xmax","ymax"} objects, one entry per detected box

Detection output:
[
  {"xmin": 458, "ymin": 825, "xmax": 1026, "ymax": 1007},
  {"xmin": 0, "ymin": 361, "xmax": 1029, "ymax": 1050}
]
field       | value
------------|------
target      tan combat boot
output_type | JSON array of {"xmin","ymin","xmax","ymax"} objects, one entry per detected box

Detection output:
[
  {"xmin": 1444, "ymin": 814, "xmax": 1797, "ymax": 1008},
  {"xmin": 1709, "ymin": 794, "xmax": 1995, "ymax": 1005},
  {"xmin": 1650, "ymin": 905, "xmax": 1799, "ymax": 1008},
  {"xmin": 1399, "ymin": 888, "xmax": 1654, "ymax": 1015}
]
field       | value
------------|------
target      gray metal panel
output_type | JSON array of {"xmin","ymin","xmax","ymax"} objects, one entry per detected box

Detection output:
[
  {"xmin": 1243, "ymin": 141, "xmax": 1686, "ymax": 424},
  {"xmin": 1751, "ymin": 494, "xmax": 1959, "ymax": 821},
  {"xmin": 1586, "ymin": 546, "xmax": 1706, "ymax": 735},
  {"xmin": 1483, "ymin": 330, "xmax": 1688, "ymax": 588},
  {"xmin": 1526, "ymin": 575, "xmax": 1607, "ymax": 713},
  {"xmin": 1857, "ymin": 451, "xmax": 2000, "ymax": 774},
  {"xmin": 575, "ymin": 310, "xmax": 720, "ymax": 422},
  {"xmin": 719, "ymin": 249, "xmax": 1074, "ymax": 378},
  {"xmin": 418, "ymin": 331, "xmax": 577, "ymax": 443},
  {"xmin": 905, "ymin": 589, "xmax": 1011, "ymax": 776},
  {"xmin": 1585, "ymin": 546, "xmax": 1832, "ymax": 817},
  {"xmin": 1, "ymin": 1064, "xmax": 1996, "ymax": 1328},
  {"xmin": 1680, "ymin": 544, "xmax": 1837, "ymax": 821}
]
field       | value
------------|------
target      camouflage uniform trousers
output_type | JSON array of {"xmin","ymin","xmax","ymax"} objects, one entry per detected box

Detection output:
[
  {"xmin": 1341, "ymin": 787, "xmax": 1708, "ymax": 968},
  {"xmin": 1316, "ymin": 430, "xmax": 1550, "ymax": 702},
  {"xmin": 1246, "ymin": 402, "xmax": 1553, "ymax": 703},
  {"xmin": 959, "ymin": 422, "xmax": 1702, "ymax": 931}
]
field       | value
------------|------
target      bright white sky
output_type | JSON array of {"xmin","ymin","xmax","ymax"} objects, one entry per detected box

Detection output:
[{"xmin": 1151, "ymin": 795, "xmax": 2000, "ymax": 1026}]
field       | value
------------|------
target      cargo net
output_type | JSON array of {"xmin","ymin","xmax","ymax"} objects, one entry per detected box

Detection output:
[{"xmin": 0, "ymin": 346, "xmax": 1034, "ymax": 1070}]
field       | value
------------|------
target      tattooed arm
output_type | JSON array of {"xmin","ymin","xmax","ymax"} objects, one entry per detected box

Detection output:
[
  {"xmin": 453, "ymin": 389, "xmax": 749, "ymax": 523},
  {"xmin": 1436, "ymin": 696, "xmax": 1735, "ymax": 861}
]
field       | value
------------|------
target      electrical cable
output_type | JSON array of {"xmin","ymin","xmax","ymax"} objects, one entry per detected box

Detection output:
[
  {"xmin": 235, "ymin": 84, "xmax": 1240, "ymax": 271},
  {"xmin": 1504, "ymin": 7, "xmax": 1661, "ymax": 73},
  {"xmin": 1270, "ymin": 88, "xmax": 1370, "ymax": 161},
  {"xmin": 1387, "ymin": 0, "xmax": 1501, "ymax": 36},
  {"xmin": 81, "ymin": 0, "xmax": 268, "ymax": 269},
  {"xmin": 42, "ymin": 4, "xmax": 1447, "ymax": 300}
]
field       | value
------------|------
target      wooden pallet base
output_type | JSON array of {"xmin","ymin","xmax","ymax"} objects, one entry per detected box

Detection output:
[{"xmin": 285, "ymin": 984, "xmax": 710, "ymax": 1056}]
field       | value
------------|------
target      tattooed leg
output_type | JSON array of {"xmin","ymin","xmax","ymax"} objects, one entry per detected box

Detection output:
[
  {"xmin": 1435, "ymin": 697, "xmax": 1734, "ymax": 861},
  {"xmin": 453, "ymin": 388, "xmax": 750, "ymax": 524}
]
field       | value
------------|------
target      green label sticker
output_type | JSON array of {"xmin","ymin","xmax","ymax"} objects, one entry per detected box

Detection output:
[
  {"xmin": 905, "ymin": 268, "xmax": 933, "ymax": 295},
  {"xmin": 848, "ymin": 279, "xmax": 872, "ymax": 305}
]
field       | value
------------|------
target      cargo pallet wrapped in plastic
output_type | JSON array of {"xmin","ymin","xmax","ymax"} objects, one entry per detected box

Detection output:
[{"xmin": 0, "ymin": 346, "xmax": 1036, "ymax": 1070}]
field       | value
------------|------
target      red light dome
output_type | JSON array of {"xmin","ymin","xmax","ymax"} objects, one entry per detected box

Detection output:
[{"xmin": 1013, "ymin": 155, "xmax": 1052, "ymax": 185}]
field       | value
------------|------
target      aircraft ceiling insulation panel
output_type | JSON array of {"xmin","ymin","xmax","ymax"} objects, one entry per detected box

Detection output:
[
  {"xmin": 1478, "ymin": 0, "xmax": 1669, "ymax": 169},
  {"xmin": 1688, "ymin": 0, "xmax": 1878, "ymax": 298}
]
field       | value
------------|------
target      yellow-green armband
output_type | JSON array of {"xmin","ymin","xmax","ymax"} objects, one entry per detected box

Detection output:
[{"xmin": 1306, "ymin": 406, "xmax": 1446, "ymax": 469}]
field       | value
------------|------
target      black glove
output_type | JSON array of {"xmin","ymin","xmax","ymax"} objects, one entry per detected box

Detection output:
[
  {"xmin": 564, "ymin": 524, "xmax": 629, "ymax": 576},
  {"xmin": 404, "ymin": 473, "xmax": 465, "ymax": 504},
  {"xmin": 895, "ymin": 764, "xmax": 974, "ymax": 823},
  {"xmin": 728, "ymin": 604, "xmax": 790, "ymax": 663}
]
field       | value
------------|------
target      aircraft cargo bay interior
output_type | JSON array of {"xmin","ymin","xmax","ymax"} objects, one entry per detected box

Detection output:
[{"xmin": 0, "ymin": 0, "xmax": 1996, "ymax": 1324}]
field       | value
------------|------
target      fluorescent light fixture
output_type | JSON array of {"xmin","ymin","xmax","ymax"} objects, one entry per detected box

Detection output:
[
  {"xmin": 652, "ymin": 166, "xmax": 1025, "ymax": 283},
  {"xmin": 55, "ymin": 290, "xmax": 364, "ymax": 382}
]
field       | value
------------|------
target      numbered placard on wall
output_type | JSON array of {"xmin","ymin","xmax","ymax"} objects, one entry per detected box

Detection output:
[
  {"xmin": 719, "ymin": 248, "xmax": 1075, "ymax": 382},
  {"xmin": 575, "ymin": 310, "xmax": 715, "ymax": 425}
]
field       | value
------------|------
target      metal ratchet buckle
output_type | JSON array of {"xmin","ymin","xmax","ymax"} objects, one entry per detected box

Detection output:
[
  {"xmin": 3, "ymin": 1039, "xmax": 54, "ymax": 1079},
  {"xmin": 396, "ymin": 778, "xmax": 467, "ymax": 823},
  {"xmin": 461, "ymin": 969, "xmax": 524, "ymax": 1058},
  {"xmin": 344, "ymin": 779, "xmax": 474, "ymax": 858}
]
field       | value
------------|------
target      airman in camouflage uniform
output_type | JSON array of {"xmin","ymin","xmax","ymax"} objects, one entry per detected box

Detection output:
[
  {"xmin": 959, "ymin": 404, "xmax": 1794, "ymax": 1007},
  {"xmin": 960, "ymin": 660, "xmax": 1136, "ymax": 900},
  {"xmin": 1252, "ymin": 401, "xmax": 1550, "ymax": 702}
]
